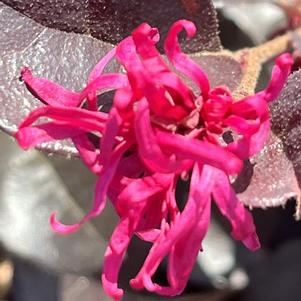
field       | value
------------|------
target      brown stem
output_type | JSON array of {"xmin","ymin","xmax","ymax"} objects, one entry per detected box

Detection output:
[{"xmin": 232, "ymin": 27, "xmax": 301, "ymax": 99}]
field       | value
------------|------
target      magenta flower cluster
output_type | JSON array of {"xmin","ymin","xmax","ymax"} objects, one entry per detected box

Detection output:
[{"xmin": 15, "ymin": 20, "xmax": 292, "ymax": 300}]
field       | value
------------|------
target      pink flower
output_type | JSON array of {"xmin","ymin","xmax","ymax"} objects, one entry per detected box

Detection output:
[{"xmin": 15, "ymin": 20, "xmax": 292, "ymax": 300}]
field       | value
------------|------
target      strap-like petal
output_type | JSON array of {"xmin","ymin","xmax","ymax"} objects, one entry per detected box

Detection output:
[
  {"xmin": 50, "ymin": 141, "xmax": 130, "ymax": 234},
  {"xmin": 262, "ymin": 53, "xmax": 293, "ymax": 102},
  {"xmin": 102, "ymin": 174, "xmax": 172, "ymax": 300},
  {"xmin": 16, "ymin": 122, "xmax": 82, "ymax": 149},
  {"xmin": 156, "ymin": 130, "xmax": 242, "ymax": 175},
  {"xmin": 212, "ymin": 169, "xmax": 260, "ymax": 251},
  {"xmin": 131, "ymin": 164, "xmax": 214, "ymax": 294},
  {"xmin": 164, "ymin": 20, "xmax": 210, "ymax": 98},
  {"xmin": 18, "ymin": 106, "xmax": 108, "ymax": 133}
]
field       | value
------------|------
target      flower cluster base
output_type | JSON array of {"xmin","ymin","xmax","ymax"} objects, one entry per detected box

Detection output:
[{"xmin": 15, "ymin": 20, "xmax": 292, "ymax": 300}]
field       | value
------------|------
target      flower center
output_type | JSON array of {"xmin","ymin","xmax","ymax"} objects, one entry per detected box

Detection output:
[{"xmin": 201, "ymin": 88, "xmax": 232, "ymax": 134}]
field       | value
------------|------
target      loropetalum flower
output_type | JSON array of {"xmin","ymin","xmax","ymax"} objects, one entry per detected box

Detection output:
[{"xmin": 15, "ymin": 20, "xmax": 292, "ymax": 300}]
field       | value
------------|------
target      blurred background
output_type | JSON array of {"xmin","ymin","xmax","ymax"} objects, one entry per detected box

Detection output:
[{"xmin": 1, "ymin": 1, "xmax": 301, "ymax": 300}]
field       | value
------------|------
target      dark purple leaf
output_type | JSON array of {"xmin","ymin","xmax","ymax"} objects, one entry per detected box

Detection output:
[
  {"xmin": 236, "ymin": 70, "xmax": 301, "ymax": 218},
  {"xmin": 270, "ymin": 70, "xmax": 301, "ymax": 216},
  {"xmin": 1, "ymin": 0, "xmax": 221, "ymax": 53},
  {"xmin": 236, "ymin": 133, "xmax": 301, "ymax": 214},
  {"xmin": 0, "ymin": 2, "xmax": 119, "ymax": 155},
  {"xmin": 192, "ymin": 54, "xmax": 243, "ymax": 91},
  {"xmin": 0, "ymin": 1, "xmax": 241, "ymax": 156},
  {"xmin": 0, "ymin": 131, "xmax": 109, "ymax": 273},
  {"xmin": 215, "ymin": 0, "xmax": 275, "ymax": 5}
]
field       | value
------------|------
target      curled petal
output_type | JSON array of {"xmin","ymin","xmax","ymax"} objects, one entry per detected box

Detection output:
[
  {"xmin": 102, "ymin": 218, "xmax": 131, "ymax": 301},
  {"xmin": 50, "ymin": 172, "xmax": 111, "ymax": 234},
  {"xmin": 87, "ymin": 47, "xmax": 118, "ymax": 110},
  {"xmin": 165, "ymin": 167, "xmax": 212, "ymax": 294},
  {"xmin": 50, "ymin": 141, "xmax": 130, "ymax": 234},
  {"xmin": 15, "ymin": 19, "xmax": 278, "ymax": 301},
  {"xmin": 212, "ymin": 169, "xmax": 260, "ymax": 251},
  {"xmin": 227, "ymin": 94, "xmax": 271, "ymax": 159},
  {"xmin": 117, "ymin": 38, "xmax": 191, "ymax": 118},
  {"xmin": 262, "ymin": 53, "xmax": 293, "ymax": 102},
  {"xmin": 164, "ymin": 20, "xmax": 210, "ymax": 98},
  {"xmin": 132, "ymin": 23, "xmax": 194, "ymax": 109},
  {"xmin": 202, "ymin": 94, "xmax": 232, "ymax": 123},
  {"xmin": 132, "ymin": 23, "xmax": 162, "ymax": 62}
]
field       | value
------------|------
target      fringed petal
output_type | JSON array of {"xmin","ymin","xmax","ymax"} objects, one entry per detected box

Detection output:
[
  {"xmin": 81, "ymin": 73, "xmax": 128, "ymax": 105},
  {"xmin": 227, "ymin": 93, "xmax": 271, "ymax": 159},
  {"xmin": 227, "ymin": 119, "xmax": 270, "ymax": 159},
  {"xmin": 164, "ymin": 20, "xmax": 210, "ymax": 98},
  {"xmin": 18, "ymin": 106, "xmax": 108, "ymax": 133},
  {"xmin": 166, "ymin": 202, "xmax": 211, "ymax": 295},
  {"xmin": 130, "ymin": 164, "xmax": 214, "ymax": 294},
  {"xmin": 132, "ymin": 23, "xmax": 167, "ymax": 73},
  {"xmin": 21, "ymin": 67, "xmax": 81, "ymax": 107},
  {"xmin": 102, "ymin": 217, "xmax": 131, "ymax": 301},
  {"xmin": 15, "ymin": 19, "xmax": 287, "ymax": 301},
  {"xmin": 165, "ymin": 165, "xmax": 212, "ymax": 295},
  {"xmin": 50, "ymin": 141, "xmax": 130, "ymax": 234},
  {"xmin": 262, "ymin": 53, "xmax": 293, "ymax": 102},
  {"xmin": 72, "ymin": 135, "xmax": 102, "ymax": 174},
  {"xmin": 21, "ymin": 68, "xmax": 127, "ymax": 110},
  {"xmin": 88, "ymin": 47, "xmax": 117, "ymax": 82},
  {"xmin": 16, "ymin": 122, "xmax": 83, "ymax": 149},
  {"xmin": 212, "ymin": 169, "xmax": 260, "ymax": 251},
  {"xmin": 98, "ymin": 108, "xmax": 122, "ymax": 166},
  {"xmin": 116, "ymin": 37, "xmax": 146, "ymax": 100},
  {"xmin": 156, "ymin": 130, "xmax": 242, "ymax": 175},
  {"xmin": 223, "ymin": 115, "xmax": 260, "ymax": 136},
  {"xmin": 87, "ymin": 47, "xmax": 117, "ymax": 111},
  {"xmin": 102, "ymin": 174, "xmax": 172, "ymax": 300},
  {"xmin": 132, "ymin": 23, "xmax": 194, "ymax": 109}
]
